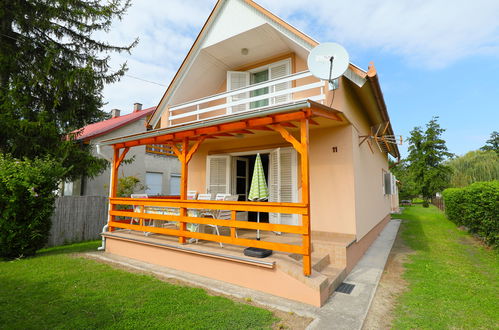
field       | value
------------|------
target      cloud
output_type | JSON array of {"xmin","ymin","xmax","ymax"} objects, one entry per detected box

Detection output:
[
  {"xmin": 99, "ymin": 0, "xmax": 499, "ymax": 113},
  {"xmin": 258, "ymin": 0, "xmax": 499, "ymax": 68}
]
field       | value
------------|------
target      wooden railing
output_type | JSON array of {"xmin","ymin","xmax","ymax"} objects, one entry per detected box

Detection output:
[
  {"xmin": 167, "ymin": 70, "xmax": 325, "ymax": 127},
  {"xmin": 108, "ymin": 197, "xmax": 311, "ymax": 273},
  {"xmin": 145, "ymin": 144, "xmax": 175, "ymax": 156}
]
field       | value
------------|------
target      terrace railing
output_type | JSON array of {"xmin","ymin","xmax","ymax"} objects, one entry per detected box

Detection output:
[
  {"xmin": 167, "ymin": 70, "xmax": 325, "ymax": 127},
  {"xmin": 108, "ymin": 197, "xmax": 311, "ymax": 274}
]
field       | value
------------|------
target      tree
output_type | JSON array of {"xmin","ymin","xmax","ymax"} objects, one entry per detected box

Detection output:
[
  {"xmin": 0, "ymin": 0, "xmax": 137, "ymax": 180},
  {"xmin": 481, "ymin": 131, "xmax": 499, "ymax": 155},
  {"xmin": 407, "ymin": 117, "xmax": 453, "ymax": 206},
  {"xmin": 389, "ymin": 159, "xmax": 418, "ymax": 200},
  {"xmin": 447, "ymin": 150, "xmax": 499, "ymax": 187}
]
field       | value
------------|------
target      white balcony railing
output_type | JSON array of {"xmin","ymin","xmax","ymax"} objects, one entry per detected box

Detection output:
[{"xmin": 168, "ymin": 70, "xmax": 325, "ymax": 127}]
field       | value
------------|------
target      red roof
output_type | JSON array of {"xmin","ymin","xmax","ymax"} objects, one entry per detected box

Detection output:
[{"xmin": 74, "ymin": 106, "xmax": 156, "ymax": 141}]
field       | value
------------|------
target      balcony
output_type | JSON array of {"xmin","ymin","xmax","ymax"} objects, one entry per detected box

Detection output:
[{"xmin": 167, "ymin": 70, "xmax": 325, "ymax": 127}]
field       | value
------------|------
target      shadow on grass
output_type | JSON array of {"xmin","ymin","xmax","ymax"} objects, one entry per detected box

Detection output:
[
  {"xmin": 36, "ymin": 240, "xmax": 101, "ymax": 257},
  {"xmin": 398, "ymin": 205, "xmax": 430, "ymax": 253}
]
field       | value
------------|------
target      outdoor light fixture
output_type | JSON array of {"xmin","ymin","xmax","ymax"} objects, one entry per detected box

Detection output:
[{"xmin": 241, "ymin": 48, "xmax": 249, "ymax": 55}]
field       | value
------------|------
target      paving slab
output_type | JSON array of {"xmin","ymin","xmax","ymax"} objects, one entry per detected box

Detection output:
[{"xmin": 85, "ymin": 219, "xmax": 401, "ymax": 330}]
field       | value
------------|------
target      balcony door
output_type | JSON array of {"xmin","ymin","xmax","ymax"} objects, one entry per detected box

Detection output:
[
  {"xmin": 227, "ymin": 59, "xmax": 291, "ymax": 113},
  {"xmin": 206, "ymin": 147, "xmax": 297, "ymax": 226}
]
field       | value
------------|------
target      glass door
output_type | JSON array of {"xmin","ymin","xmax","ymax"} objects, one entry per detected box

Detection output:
[{"xmin": 250, "ymin": 70, "xmax": 269, "ymax": 109}]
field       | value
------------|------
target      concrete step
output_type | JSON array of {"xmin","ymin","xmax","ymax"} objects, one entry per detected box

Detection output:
[
  {"xmin": 312, "ymin": 254, "xmax": 330, "ymax": 272},
  {"xmin": 321, "ymin": 265, "xmax": 347, "ymax": 295}
]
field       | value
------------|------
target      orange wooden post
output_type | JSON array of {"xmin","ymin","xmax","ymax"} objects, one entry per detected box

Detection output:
[
  {"xmin": 300, "ymin": 119, "xmax": 312, "ymax": 276},
  {"xmin": 109, "ymin": 147, "xmax": 120, "ymax": 232},
  {"xmin": 178, "ymin": 138, "xmax": 189, "ymax": 244},
  {"xmin": 230, "ymin": 210, "xmax": 237, "ymax": 238}
]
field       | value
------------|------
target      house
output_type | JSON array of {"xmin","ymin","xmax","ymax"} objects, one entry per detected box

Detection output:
[
  {"xmin": 63, "ymin": 103, "xmax": 180, "ymax": 197},
  {"xmin": 97, "ymin": 0, "xmax": 400, "ymax": 307}
]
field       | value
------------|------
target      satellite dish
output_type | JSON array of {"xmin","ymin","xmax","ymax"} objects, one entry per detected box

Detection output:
[{"xmin": 307, "ymin": 43, "xmax": 350, "ymax": 81}]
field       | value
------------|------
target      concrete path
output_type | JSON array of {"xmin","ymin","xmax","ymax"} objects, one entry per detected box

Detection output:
[
  {"xmin": 85, "ymin": 219, "xmax": 401, "ymax": 330},
  {"xmin": 307, "ymin": 219, "xmax": 401, "ymax": 330}
]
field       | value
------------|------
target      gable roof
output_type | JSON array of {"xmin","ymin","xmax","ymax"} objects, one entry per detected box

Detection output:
[
  {"xmin": 75, "ymin": 106, "xmax": 156, "ymax": 142},
  {"xmin": 148, "ymin": 0, "xmax": 325, "ymax": 127}
]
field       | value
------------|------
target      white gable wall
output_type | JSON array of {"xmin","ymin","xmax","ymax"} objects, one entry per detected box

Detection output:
[{"xmin": 203, "ymin": 0, "xmax": 267, "ymax": 48}]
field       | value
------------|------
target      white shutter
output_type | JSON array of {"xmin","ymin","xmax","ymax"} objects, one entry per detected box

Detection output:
[
  {"xmin": 269, "ymin": 60, "xmax": 291, "ymax": 105},
  {"xmin": 145, "ymin": 172, "xmax": 163, "ymax": 196},
  {"xmin": 206, "ymin": 155, "xmax": 231, "ymax": 194},
  {"xmin": 269, "ymin": 147, "xmax": 298, "ymax": 226},
  {"xmin": 227, "ymin": 71, "xmax": 250, "ymax": 113}
]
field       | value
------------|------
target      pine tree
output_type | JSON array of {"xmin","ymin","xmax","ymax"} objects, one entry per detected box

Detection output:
[
  {"xmin": 0, "ymin": 0, "xmax": 137, "ymax": 180},
  {"xmin": 407, "ymin": 117, "xmax": 453, "ymax": 206},
  {"xmin": 481, "ymin": 131, "xmax": 499, "ymax": 155}
]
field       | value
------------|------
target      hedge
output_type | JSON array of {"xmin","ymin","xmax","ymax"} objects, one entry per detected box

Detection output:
[
  {"xmin": 442, "ymin": 181, "xmax": 499, "ymax": 247},
  {"xmin": 0, "ymin": 154, "xmax": 65, "ymax": 259}
]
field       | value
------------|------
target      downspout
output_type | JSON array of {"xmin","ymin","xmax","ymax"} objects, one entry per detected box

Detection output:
[{"xmin": 96, "ymin": 143, "xmax": 113, "ymax": 251}]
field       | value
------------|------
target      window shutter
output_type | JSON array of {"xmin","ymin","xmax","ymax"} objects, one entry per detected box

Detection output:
[
  {"xmin": 269, "ymin": 60, "xmax": 291, "ymax": 105},
  {"xmin": 269, "ymin": 147, "xmax": 298, "ymax": 226},
  {"xmin": 384, "ymin": 172, "xmax": 392, "ymax": 195},
  {"xmin": 206, "ymin": 155, "xmax": 231, "ymax": 194},
  {"xmin": 227, "ymin": 71, "xmax": 250, "ymax": 113}
]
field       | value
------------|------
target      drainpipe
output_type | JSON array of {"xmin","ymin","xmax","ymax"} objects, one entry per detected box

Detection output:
[{"xmin": 96, "ymin": 143, "xmax": 113, "ymax": 251}]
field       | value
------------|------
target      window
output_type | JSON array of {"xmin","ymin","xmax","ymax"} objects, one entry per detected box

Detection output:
[
  {"xmin": 383, "ymin": 170, "xmax": 393, "ymax": 195},
  {"xmin": 145, "ymin": 172, "xmax": 163, "ymax": 196},
  {"xmin": 169, "ymin": 174, "xmax": 180, "ymax": 196}
]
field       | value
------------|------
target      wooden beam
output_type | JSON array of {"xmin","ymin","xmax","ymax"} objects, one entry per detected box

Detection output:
[
  {"xmin": 212, "ymin": 133, "xmax": 235, "ymax": 137},
  {"xmin": 247, "ymin": 117, "xmax": 274, "ymax": 127},
  {"xmin": 300, "ymin": 119, "xmax": 312, "ymax": 276},
  {"xmin": 310, "ymin": 107, "xmax": 342, "ymax": 122},
  {"xmin": 185, "ymin": 136, "xmax": 206, "ymax": 163},
  {"xmin": 309, "ymin": 118, "xmax": 320, "ymax": 126},
  {"xmin": 178, "ymin": 137, "xmax": 189, "ymax": 244},
  {"xmin": 280, "ymin": 122, "xmax": 297, "ymax": 128},
  {"xmin": 250, "ymin": 126, "xmax": 273, "ymax": 131},
  {"xmin": 115, "ymin": 147, "xmax": 130, "ymax": 170},
  {"xmin": 273, "ymin": 111, "xmax": 307, "ymax": 123},
  {"xmin": 271, "ymin": 124, "xmax": 303, "ymax": 154},
  {"xmin": 233, "ymin": 129, "xmax": 254, "ymax": 135},
  {"xmin": 168, "ymin": 143, "xmax": 182, "ymax": 159},
  {"xmin": 109, "ymin": 147, "xmax": 120, "ymax": 232}
]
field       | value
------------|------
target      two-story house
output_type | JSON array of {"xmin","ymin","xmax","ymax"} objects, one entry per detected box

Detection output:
[{"xmin": 97, "ymin": 0, "xmax": 400, "ymax": 307}]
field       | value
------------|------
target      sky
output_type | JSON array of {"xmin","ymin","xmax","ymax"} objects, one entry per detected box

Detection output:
[{"xmin": 100, "ymin": 0, "xmax": 499, "ymax": 158}]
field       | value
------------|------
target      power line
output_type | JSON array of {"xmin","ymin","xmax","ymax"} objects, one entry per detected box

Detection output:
[{"xmin": 0, "ymin": 32, "xmax": 167, "ymax": 88}]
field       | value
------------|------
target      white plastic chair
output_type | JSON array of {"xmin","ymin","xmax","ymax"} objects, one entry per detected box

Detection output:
[
  {"xmin": 187, "ymin": 191, "xmax": 198, "ymax": 200},
  {"xmin": 205, "ymin": 195, "xmax": 239, "ymax": 247}
]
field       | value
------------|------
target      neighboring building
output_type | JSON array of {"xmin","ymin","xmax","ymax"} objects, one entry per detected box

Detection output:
[
  {"xmin": 98, "ymin": 0, "xmax": 400, "ymax": 307},
  {"xmin": 63, "ymin": 103, "xmax": 180, "ymax": 197}
]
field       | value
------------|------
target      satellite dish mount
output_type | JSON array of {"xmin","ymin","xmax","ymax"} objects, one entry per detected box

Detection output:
[{"xmin": 307, "ymin": 42, "xmax": 350, "ymax": 91}]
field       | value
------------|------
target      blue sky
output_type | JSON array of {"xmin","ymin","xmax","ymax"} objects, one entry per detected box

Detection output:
[{"xmin": 101, "ymin": 0, "xmax": 499, "ymax": 158}]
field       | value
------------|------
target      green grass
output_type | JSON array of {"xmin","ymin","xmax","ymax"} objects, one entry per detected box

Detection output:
[
  {"xmin": 0, "ymin": 241, "xmax": 277, "ymax": 329},
  {"xmin": 393, "ymin": 205, "xmax": 499, "ymax": 329}
]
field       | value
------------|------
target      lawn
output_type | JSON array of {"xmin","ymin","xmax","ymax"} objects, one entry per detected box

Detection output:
[
  {"xmin": 0, "ymin": 241, "xmax": 277, "ymax": 329},
  {"xmin": 393, "ymin": 205, "xmax": 499, "ymax": 329}
]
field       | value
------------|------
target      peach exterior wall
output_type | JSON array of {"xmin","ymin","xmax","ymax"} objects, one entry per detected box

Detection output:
[
  {"xmin": 106, "ymin": 237, "xmax": 323, "ymax": 306},
  {"xmin": 161, "ymin": 53, "xmax": 391, "ymax": 239},
  {"xmin": 183, "ymin": 124, "xmax": 358, "ymax": 236}
]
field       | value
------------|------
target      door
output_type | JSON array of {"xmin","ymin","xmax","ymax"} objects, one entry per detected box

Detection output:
[
  {"xmin": 232, "ymin": 157, "xmax": 249, "ymax": 201},
  {"xmin": 227, "ymin": 71, "xmax": 250, "ymax": 113},
  {"xmin": 206, "ymin": 155, "xmax": 231, "ymax": 195},
  {"xmin": 269, "ymin": 148, "xmax": 298, "ymax": 226}
]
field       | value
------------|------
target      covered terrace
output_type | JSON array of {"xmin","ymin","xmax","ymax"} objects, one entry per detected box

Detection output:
[{"xmin": 99, "ymin": 100, "xmax": 348, "ymax": 276}]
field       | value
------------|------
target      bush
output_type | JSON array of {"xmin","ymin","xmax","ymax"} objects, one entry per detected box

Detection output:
[
  {"xmin": 0, "ymin": 155, "xmax": 65, "ymax": 259},
  {"xmin": 443, "ymin": 181, "xmax": 499, "ymax": 247}
]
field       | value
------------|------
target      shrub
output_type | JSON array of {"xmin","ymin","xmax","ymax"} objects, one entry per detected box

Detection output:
[
  {"xmin": 0, "ymin": 155, "xmax": 65, "ymax": 259},
  {"xmin": 443, "ymin": 181, "xmax": 499, "ymax": 247}
]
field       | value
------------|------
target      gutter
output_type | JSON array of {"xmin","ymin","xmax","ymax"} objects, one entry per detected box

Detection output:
[{"xmin": 366, "ymin": 63, "xmax": 401, "ymax": 161}]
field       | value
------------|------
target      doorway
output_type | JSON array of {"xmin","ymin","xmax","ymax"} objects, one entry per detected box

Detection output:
[{"xmin": 233, "ymin": 154, "xmax": 270, "ymax": 223}]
